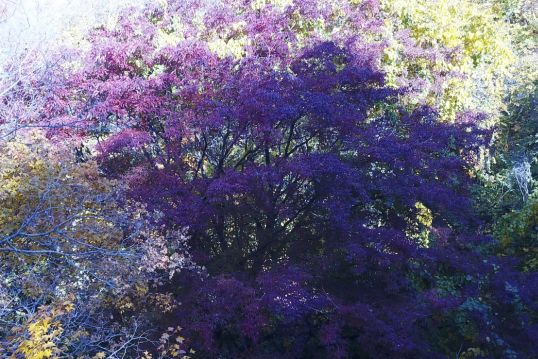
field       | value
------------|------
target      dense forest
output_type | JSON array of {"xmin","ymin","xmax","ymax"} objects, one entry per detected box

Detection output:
[{"xmin": 0, "ymin": 0, "xmax": 537, "ymax": 358}]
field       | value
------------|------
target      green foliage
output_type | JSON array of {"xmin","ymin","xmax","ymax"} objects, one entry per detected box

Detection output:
[
  {"xmin": 474, "ymin": 82, "xmax": 538, "ymax": 225},
  {"xmin": 495, "ymin": 192, "xmax": 538, "ymax": 271}
]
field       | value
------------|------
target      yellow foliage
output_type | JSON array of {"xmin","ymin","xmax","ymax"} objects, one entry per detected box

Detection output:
[
  {"xmin": 406, "ymin": 202, "xmax": 433, "ymax": 247},
  {"xmin": 157, "ymin": 326, "xmax": 192, "ymax": 358},
  {"xmin": 0, "ymin": 130, "xmax": 123, "ymax": 256},
  {"xmin": 381, "ymin": 0, "xmax": 516, "ymax": 122},
  {"xmin": 415, "ymin": 202, "xmax": 433, "ymax": 228},
  {"xmin": 208, "ymin": 35, "xmax": 249, "ymax": 59},
  {"xmin": 16, "ymin": 318, "xmax": 61, "ymax": 359},
  {"xmin": 0, "ymin": 132, "xmax": 142, "ymax": 355},
  {"xmin": 12, "ymin": 301, "xmax": 74, "ymax": 359}
]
